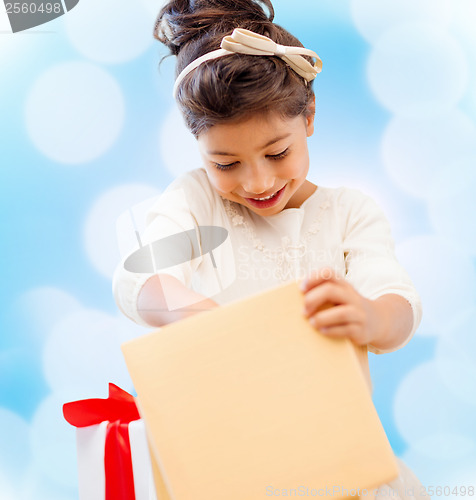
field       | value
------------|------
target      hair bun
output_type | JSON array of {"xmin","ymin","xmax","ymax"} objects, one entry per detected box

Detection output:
[{"xmin": 154, "ymin": 0, "xmax": 274, "ymax": 55}]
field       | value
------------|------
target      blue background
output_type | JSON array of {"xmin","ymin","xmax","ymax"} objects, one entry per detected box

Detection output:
[{"xmin": 1, "ymin": 0, "xmax": 476, "ymax": 497}]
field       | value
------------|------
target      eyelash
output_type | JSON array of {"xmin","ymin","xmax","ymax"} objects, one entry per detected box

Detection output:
[{"xmin": 214, "ymin": 148, "xmax": 290, "ymax": 171}]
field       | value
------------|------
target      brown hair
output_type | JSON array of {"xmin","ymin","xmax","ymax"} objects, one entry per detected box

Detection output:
[{"xmin": 154, "ymin": 0, "xmax": 316, "ymax": 137}]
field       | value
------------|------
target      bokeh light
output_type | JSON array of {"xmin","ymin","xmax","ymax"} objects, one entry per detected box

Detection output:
[
  {"xmin": 84, "ymin": 184, "xmax": 160, "ymax": 278},
  {"xmin": 25, "ymin": 62, "xmax": 125, "ymax": 164},
  {"xmin": 350, "ymin": 0, "xmax": 451, "ymax": 45},
  {"xmin": 14, "ymin": 287, "xmax": 82, "ymax": 342},
  {"xmin": 435, "ymin": 308, "xmax": 476, "ymax": 408},
  {"xmin": 394, "ymin": 361, "xmax": 476, "ymax": 445},
  {"xmin": 30, "ymin": 394, "xmax": 77, "ymax": 488},
  {"xmin": 367, "ymin": 22, "xmax": 467, "ymax": 118},
  {"xmin": 381, "ymin": 110, "xmax": 476, "ymax": 199},
  {"xmin": 42, "ymin": 308, "xmax": 134, "ymax": 399},
  {"xmin": 428, "ymin": 182, "xmax": 476, "ymax": 257},
  {"xmin": 65, "ymin": 0, "xmax": 153, "ymax": 64},
  {"xmin": 0, "ymin": 408, "xmax": 31, "ymax": 481},
  {"xmin": 395, "ymin": 235, "xmax": 476, "ymax": 336}
]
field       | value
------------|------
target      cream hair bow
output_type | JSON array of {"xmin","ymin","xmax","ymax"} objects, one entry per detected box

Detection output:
[{"xmin": 173, "ymin": 28, "xmax": 322, "ymax": 98}]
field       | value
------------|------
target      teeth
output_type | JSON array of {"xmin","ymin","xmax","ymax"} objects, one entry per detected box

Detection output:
[{"xmin": 253, "ymin": 192, "xmax": 276, "ymax": 201}]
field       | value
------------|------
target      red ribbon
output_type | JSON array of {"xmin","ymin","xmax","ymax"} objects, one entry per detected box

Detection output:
[{"xmin": 63, "ymin": 384, "xmax": 141, "ymax": 500}]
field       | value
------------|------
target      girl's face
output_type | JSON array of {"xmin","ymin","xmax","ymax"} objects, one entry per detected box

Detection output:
[{"xmin": 197, "ymin": 109, "xmax": 316, "ymax": 216}]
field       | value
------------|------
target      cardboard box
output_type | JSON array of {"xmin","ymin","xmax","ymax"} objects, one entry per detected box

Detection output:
[{"xmin": 122, "ymin": 280, "xmax": 399, "ymax": 499}]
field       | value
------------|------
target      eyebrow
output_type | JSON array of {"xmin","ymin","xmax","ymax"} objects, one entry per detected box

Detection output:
[{"xmin": 207, "ymin": 133, "xmax": 291, "ymax": 156}]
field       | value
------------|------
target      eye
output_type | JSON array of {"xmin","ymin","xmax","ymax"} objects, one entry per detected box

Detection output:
[
  {"xmin": 267, "ymin": 148, "xmax": 289, "ymax": 160},
  {"xmin": 214, "ymin": 161, "xmax": 238, "ymax": 171}
]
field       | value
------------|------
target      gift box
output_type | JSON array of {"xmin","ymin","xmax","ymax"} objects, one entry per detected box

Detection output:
[
  {"xmin": 63, "ymin": 384, "xmax": 159, "ymax": 500},
  {"xmin": 122, "ymin": 280, "xmax": 400, "ymax": 500}
]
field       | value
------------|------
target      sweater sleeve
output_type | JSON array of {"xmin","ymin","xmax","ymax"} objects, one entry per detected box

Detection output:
[
  {"xmin": 339, "ymin": 188, "xmax": 422, "ymax": 354},
  {"xmin": 112, "ymin": 169, "xmax": 213, "ymax": 327}
]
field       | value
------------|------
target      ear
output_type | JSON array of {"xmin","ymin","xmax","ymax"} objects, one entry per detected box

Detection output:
[{"xmin": 305, "ymin": 95, "xmax": 316, "ymax": 137}]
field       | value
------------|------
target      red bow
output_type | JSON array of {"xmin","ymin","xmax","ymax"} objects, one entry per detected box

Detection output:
[{"xmin": 63, "ymin": 384, "xmax": 141, "ymax": 500}]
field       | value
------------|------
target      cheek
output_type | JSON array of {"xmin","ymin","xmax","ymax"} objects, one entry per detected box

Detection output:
[
  {"xmin": 208, "ymin": 170, "xmax": 239, "ymax": 194},
  {"xmin": 284, "ymin": 155, "xmax": 308, "ymax": 178},
  {"xmin": 296, "ymin": 148, "xmax": 310, "ymax": 175}
]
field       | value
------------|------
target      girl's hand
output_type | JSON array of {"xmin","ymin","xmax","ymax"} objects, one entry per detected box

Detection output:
[{"xmin": 299, "ymin": 267, "xmax": 379, "ymax": 347}]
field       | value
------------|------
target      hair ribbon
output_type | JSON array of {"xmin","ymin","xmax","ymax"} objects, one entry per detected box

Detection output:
[{"xmin": 173, "ymin": 28, "xmax": 322, "ymax": 98}]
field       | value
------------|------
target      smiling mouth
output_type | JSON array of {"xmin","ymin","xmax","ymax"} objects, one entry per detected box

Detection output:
[
  {"xmin": 243, "ymin": 185, "xmax": 287, "ymax": 208},
  {"xmin": 252, "ymin": 191, "xmax": 279, "ymax": 201},
  {"xmin": 246, "ymin": 187, "xmax": 284, "ymax": 201}
]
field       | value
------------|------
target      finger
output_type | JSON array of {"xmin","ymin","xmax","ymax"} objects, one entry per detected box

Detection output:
[
  {"xmin": 309, "ymin": 304, "xmax": 363, "ymax": 330},
  {"xmin": 312, "ymin": 322, "xmax": 362, "ymax": 342},
  {"xmin": 300, "ymin": 267, "xmax": 343, "ymax": 292},
  {"xmin": 302, "ymin": 282, "xmax": 348, "ymax": 317}
]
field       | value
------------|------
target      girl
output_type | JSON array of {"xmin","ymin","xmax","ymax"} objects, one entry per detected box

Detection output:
[{"xmin": 113, "ymin": 0, "xmax": 425, "ymax": 497}]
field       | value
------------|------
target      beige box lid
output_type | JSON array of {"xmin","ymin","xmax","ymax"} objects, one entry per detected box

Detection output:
[{"xmin": 122, "ymin": 280, "xmax": 398, "ymax": 499}]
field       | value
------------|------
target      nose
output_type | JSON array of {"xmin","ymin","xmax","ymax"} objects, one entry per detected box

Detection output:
[{"xmin": 241, "ymin": 163, "xmax": 275, "ymax": 196}]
